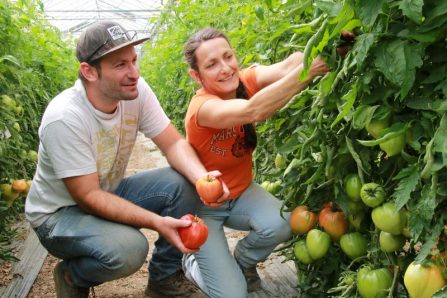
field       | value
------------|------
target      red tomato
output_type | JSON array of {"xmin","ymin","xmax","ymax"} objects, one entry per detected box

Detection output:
[
  {"xmin": 178, "ymin": 214, "xmax": 208, "ymax": 249},
  {"xmin": 318, "ymin": 202, "xmax": 349, "ymax": 241},
  {"xmin": 195, "ymin": 175, "xmax": 223, "ymax": 203},
  {"xmin": 289, "ymin": 205, "xmax": 317, "ymax": 234}
]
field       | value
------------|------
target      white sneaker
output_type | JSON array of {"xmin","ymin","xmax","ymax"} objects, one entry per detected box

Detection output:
[{"xmin": 182, "ymin": 253, "xmax": 209, "ymax": 294}]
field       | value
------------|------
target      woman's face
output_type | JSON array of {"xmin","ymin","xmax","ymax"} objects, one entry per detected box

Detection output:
[{"xmin": 192, "ymin": 37, "xmax": 240, "ymax": 99}]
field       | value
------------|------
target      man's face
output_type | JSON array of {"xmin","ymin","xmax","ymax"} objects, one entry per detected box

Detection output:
[{"xmin": 95, "ymin": 46, "xmax": 140, "ymax": 102}]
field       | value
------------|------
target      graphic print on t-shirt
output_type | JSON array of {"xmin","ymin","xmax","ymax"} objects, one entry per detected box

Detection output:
[{"xmin": 209, "ymin": 126, "xmax": 251, "ymax": 158}]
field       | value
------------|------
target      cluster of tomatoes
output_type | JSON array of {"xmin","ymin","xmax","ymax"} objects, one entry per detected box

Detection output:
[
  {"xmin": 290, "ymin": 174, "xmax": 447, "ymax": 298},
  {"xmin": 0, "ymin": 179, "xmax": 32, "ymax": 208}
]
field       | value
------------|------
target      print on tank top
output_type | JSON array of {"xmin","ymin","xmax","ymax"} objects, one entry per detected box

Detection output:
[{"xmin": 209, "ymin": 126, "xmax": 252, "ymax": 158}]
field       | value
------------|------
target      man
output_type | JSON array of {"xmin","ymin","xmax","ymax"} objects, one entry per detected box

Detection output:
[{"xmin": 25, "ymin": 21, "xmax": 227, "ymax": 298}]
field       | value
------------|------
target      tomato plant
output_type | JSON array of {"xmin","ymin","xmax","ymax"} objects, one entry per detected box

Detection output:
[
  {"xmin": 344, "ymin": 173, "xmax": 362, "ymax": 202},
  {"xmin": 289, "ymin": 205, "xmax": 317, "ymax": 234},
  {"xmin": 195, "ymin": 175, "xmax": 223, "ymax": 203},
  {"xmin": 306, "ymin": 229, "xmax": 331, "ymax": 260},
  {"xmin": 379, "ymin": 231, "xmax": 404, "ymax": 253},
  {"xmin": 366, "ymin": 118, "xmax": 389, "ymax": 139},
  {"xmin": 404, "ymin": 261, "xmax": 446, "ymax": 298},
  {"xmin": 293, "ymin": 240, "xmax": 313, "ymax": 265},
  {"xmin": 371, "ymin": 202, "xmax": 407, "ymax": 235},
  {"xmin": 274, "ymin": 153, "xmax": 286, "ymax": 169},
  {"xmin": 178, "ymin": 214, "xmax": 208, "ymax": 250},
  {"xmin": 339, "ymin": 232, "xmax": 367, "ymax": 259},
  {"xmin": 318, "ymin": 202, "xmax": 348, "ymax": 241},
  {"xmin": 357, "ymin": 266, "xmax": 393, "ymax": 298},
  {"xmin": 360, "ymin": 183, "xmax": 385, "ymax": 208}
]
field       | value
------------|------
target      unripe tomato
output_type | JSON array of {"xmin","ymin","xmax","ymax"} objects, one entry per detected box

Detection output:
[
  {"xmin": 293, "ymin": 240, "xmax": 313, "ymax": 264},
  {"xmin": 178, "ymin": 214, "xmax": 208, "ymax": 249},
  {"xmin": 266, "ymin": 180, "xmax": 281, "ymax": 195},
  {"xmin": 339, "ymin": 232, "xmax": 367, "ymax": 259},
  {"xmin": 274, "ymin": 153, "xmax": 287, "ymax": 169},
  {"xmin": 306, "ymin": 229, "xmax": 331, "ymax": 260},
  {"xmin": 0, "ymin": 183, "xmax": 20, "ymax": 207},
  {"xmin": 195, "ymin": 175, "xmax": 223, "ymax": 203},
  {"xmin": 357, "ymin": 266, "xmax": 393, "ymax": 298},
  {"xmin": 404, "ymin": 261, "xmax": 446, "ymax": 298},
  {"xmin": 289, "ymin": 205, "xmax": 317, "ymax": 234},
  {"xmin": 360, "ymin": 183, "xmax": 385, "ymax": 208},
  {"xmin": 344, "ymin": 174, "xmax": 362, "ymax": 202},
  {"xmin": 372, "ymin": 202, "xmax": 406, "ymax": 235},
  {"xmin": 379, "ymin": 133, "xmax": 405, "ymax": 157},
  {"xmin": 347, "ymin": 200, "xmax": 367, "ymax": 215},
  {"xmin": 366, "ymin": 118, "xmax": 389, "ymax": 139},
  {"xmin": 379, "ymin": 231, "xmax": 404, "ymax": 253},
  {"xmin": 318, "ymin": 202, "xmax": 349, "ymax": 241}
]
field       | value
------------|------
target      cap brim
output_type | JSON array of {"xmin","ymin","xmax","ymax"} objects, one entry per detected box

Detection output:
[{"xmin": 99, "ymin": 36, "xmax": 150, "ymax": 59}]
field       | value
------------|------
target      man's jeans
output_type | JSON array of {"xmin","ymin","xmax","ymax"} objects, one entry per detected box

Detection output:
[{"xmin": 33, "ymin": 167, "xmax": 201, "ymax": 288}]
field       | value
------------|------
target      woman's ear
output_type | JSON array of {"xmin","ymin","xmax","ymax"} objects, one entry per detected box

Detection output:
[
  {"xmin": 188, "ymin": 68, "xmax": 202, "ymax": 85},
  {"xmin": 79, "ymin": 62, "xmax": 99, "ymax": 82}
]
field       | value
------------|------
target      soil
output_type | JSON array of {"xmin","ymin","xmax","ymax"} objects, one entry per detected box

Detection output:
[{"xmin": 1, "ymin": 134, "xmax": 251, "ymax": 297}]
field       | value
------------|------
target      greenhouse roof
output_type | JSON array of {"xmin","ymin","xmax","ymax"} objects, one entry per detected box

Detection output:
[{"xmin": 42, "ymin": 0, "xmax": 165, "ymax": 39}]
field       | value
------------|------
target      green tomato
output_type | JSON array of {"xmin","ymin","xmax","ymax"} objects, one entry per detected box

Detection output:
[
  {"xmin": 339, "ymin": 232, "xmax": 367, "ymax": 259},
  {"xmin": 293, "ymin": 240, "xmax": 313, "ymax": 264},
  {"xmin": 366, "ymin": 118, "xmax": 389, "ymax": 139},
  {"xmin": 306, "ymin": 229, "xmax": 331, "ymax": 260},
  {"xmin": 28, "ymin": 150, "xmax": 38, "ymax": 162},
  {"xmin": 372, "ymin": 202, "xmax": 407, "ymax": 235},
  {"xmin": 360, "ymin": 183, "xmax": 385, "ymax": 208},
  {"xmin": 404, "ymin": 261, "xmax": 446, "ymax": 298},
  {"xmin": 379, "ymin": 134, "xmax": 405, "ymax": 157},
  {"xmin": 274, "ymin": 153, "xmax": 286, "ymax": 169},
  {"xmin": 379, "ymin": 231, "xmax": 404, "ymax": 253},
  {"xmin": 357, "ymin": 266, "xmax": 393, "ymax": 298},
  {"xmin": 344, "ymin": 174, "xmax": 362, "ymax": 202},
  {"xmin": 347, "ymin": 200, "xmax": 367, "ymax": 215},
  {"xmin": 266, "ymin": 180, "xmax": 281, "ymax": 195},
  {"xmin": 348, "ymin": 211, "xmax": 368, "ymax": 231}
]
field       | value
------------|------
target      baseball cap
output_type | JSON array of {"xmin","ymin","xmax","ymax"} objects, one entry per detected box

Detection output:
[{"xmin": 76, "ymin": 21, "xmax": 150, "ymax": 63}]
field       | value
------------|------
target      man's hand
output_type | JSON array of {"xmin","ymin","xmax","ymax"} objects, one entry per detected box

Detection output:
[{"xmin": 154, "ymin": 216, "xmax": 200, "ymax": 254}]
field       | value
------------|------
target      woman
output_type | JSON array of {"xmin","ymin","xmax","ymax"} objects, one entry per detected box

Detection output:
[{"xmin": 182, "ymin": 27, "xmax": 329, "ymax": 297}]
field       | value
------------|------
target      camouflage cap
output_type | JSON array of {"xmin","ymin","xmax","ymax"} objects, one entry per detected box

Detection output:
[{"xmin": 76, "ymin": 21, "xmax": 150, "ymax": 63}]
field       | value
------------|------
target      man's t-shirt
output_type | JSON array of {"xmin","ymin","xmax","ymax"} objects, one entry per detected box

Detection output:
[{"xmin": 25, "ymin": 78, "xmax": 170, "ymax": 227}]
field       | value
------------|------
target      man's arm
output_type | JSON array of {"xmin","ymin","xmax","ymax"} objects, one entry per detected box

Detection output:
[
  {"xmin": 152, "ymin": 123, "xmax": 230, "ymax": 205},
  {"xmin": 152, "ymin": 123, "xmax": 209, "ymax": 184},
  {"xmin": 63, "ymin": 173, "xmax": 196, "ymax": 253}
]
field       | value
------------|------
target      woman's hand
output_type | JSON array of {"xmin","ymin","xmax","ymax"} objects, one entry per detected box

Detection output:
[
  {"xmin": 199, "ymin": 170, "xmax": 231, "ymax": 208},
  {"xmin": 309, "ymin": 56, "xmax": 330, "ymax": 78}
]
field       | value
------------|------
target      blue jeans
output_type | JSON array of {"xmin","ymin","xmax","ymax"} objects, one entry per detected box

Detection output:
[
  {"xmin": 33, "ymin": 167, "xmax": 201, "ymax": 288},
  {"xmin": 194, "ymin": 182, "xmax": 291, "ymax": 298}
]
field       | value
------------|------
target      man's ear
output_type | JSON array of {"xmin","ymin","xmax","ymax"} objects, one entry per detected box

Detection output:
[
  {"xmin": 79, "ymin": 62, "xmax": 99, "ymax": 82},
  {"xmin": 188, "ymin": 68, "xmax": 202, "ymax": 85}
]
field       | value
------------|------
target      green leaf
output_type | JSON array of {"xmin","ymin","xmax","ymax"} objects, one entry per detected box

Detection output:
[
  {"xmin": 406, "ymin": 98, "xmax": 447, "ymax": 112},
  {"xmin": 315, "ymin": 0, "xmax": 342, "ymax": 17},
  {"xmin": 392, "ymin": 165, "xmax": 420, "ymax": 210},
  {"xmin": 331, "ymin": 81, "xmax": 358, "ymax": 128},
  {"xmin": 345, "ymin": 136, "xmax": 367, "ymax": 174},
  {"xmin": 356, "ymin": 0, "xmax": 384, "ymax": 27},
  {"xmin": 374, "ymin": 40, "xmax": 423, "ymax": 98},
  {"xmin": 352, "ymin": 33, "xmax": 375, "ymax": 67},
  {"xmin": 352, "ymin": 105, "xmax": 378, "ymax": 130},
  {"xmin": 357, "ymin": 122, "xmax": 407, "ymax": 146},
  {"xmin": 399, "ymin": 0, "xmax": 424, "ymax": 24}
]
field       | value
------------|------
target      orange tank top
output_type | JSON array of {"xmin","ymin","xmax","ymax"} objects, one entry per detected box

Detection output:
[{"xmin": 185, "ymin": 67, "xmax": 259, "ymax": 199}]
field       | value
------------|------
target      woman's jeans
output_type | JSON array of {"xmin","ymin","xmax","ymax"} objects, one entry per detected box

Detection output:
[
  {"xmin": 193, "ymin": 182, "xmax": 292, "ymax": 298},
  {"xmin": 33, "ymin": 167, "xmax": 201, "ymax": 288}
]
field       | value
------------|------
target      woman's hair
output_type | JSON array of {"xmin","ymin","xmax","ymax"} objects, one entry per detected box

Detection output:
[
  {"xmin": 185, "ymin": 27, "xmax": 257, "ymax": 149},
  {"xmin": 184, "ymin": 27, "xmax": 230, "ymax": 71}
]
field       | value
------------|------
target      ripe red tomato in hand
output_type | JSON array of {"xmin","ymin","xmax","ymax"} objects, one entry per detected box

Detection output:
[
  {"xmin": 289, "ymin": 205, "xmax": 317, "ymax": 234},
  {"xmin": 195, "ymin": 175, "xmax": 223, "ymax": 203},
  {"xmin": 178, "ymin": 214, "xmax": 208, "ymax": 250}
]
